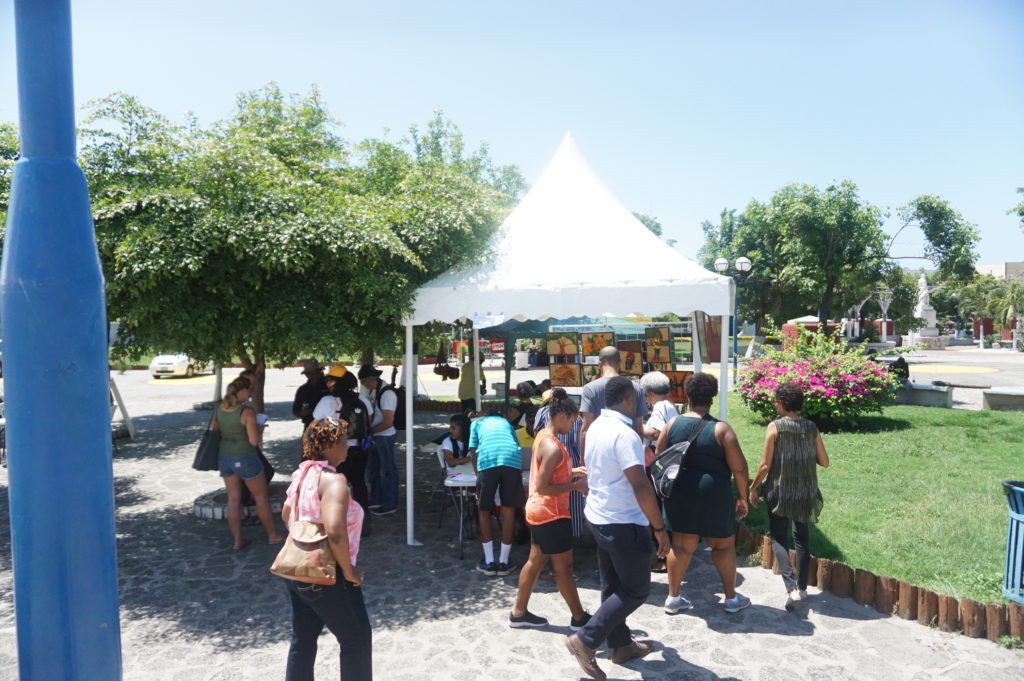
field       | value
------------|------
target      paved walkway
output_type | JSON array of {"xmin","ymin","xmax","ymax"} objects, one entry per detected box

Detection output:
[{"xmin": 0, "ymin": 369, "xmax": 1021, "ymax": 680}]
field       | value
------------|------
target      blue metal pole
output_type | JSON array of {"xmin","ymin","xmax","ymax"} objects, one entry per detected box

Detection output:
[
  {"xmin": 3, "ymin": 1, "xmax": 123, "ymax": 679},
  {"xmin": 731, "ymin": 278, "xmax": 739, "ymax": 384}
]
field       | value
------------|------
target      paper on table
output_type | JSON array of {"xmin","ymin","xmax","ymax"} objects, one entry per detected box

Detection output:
[{"xmin": 447, "ymin": 473, "xmax": 476, "ymax": 484}]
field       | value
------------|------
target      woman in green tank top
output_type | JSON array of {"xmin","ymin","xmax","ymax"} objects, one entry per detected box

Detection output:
[
  {"xmin": 749, "ymin": 382, "xmax": 831, "ymax": 611},
  {"xmin": 654, "ymin": 372, "xmax": 752, "ymax": 615},
  {"xmin": 213, "ymin": 376, "xmax": 285, "ymax": 550}
]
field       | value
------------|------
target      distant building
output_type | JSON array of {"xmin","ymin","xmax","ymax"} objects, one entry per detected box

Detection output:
[{"xmin": 976, "ymin": 261, "xmax": 1024, "ymax": 280}]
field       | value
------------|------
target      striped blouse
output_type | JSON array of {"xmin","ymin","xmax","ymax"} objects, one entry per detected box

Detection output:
[{"xmin": 762, "ymin": 417, "xmax": 823, "ymax": 524}]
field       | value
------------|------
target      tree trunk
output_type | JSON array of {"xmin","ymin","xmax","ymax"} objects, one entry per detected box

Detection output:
[
  {"xmin": 359, "ymin": 348, "xmax": 374, "ymax": 367},
  {"xmin": 250, "ymin": 350, "xmax": 267, "ymax": 414},
  {"xmin": 818, "ymin": 278, "xmax": 836, "ymax": 328},
  {"xmin": 236, "ymin": 341, "xmax": 267, "ymax": 413}
]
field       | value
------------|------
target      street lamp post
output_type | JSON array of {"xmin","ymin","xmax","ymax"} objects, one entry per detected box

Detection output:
[
  {"xmin": 714, "ymin": 256, "xmax": 753, "ymax": 384},
  {"xmin": 876, "ymin": 285, "xmax": 893, "ymax": 342}
]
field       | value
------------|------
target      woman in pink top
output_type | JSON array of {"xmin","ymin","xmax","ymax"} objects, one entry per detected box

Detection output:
[
  {"xmin": 281, "ymin": 417, "xmax": 371, "ymax": 681},
  {"xmin": 509, "ymin": 388, "xmax": 591, "ymax": 630}
]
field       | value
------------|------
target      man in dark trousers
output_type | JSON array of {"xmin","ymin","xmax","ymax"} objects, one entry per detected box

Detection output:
[{"xmin": 565, "ymin": 376, "xmax": 669, "ymax": 680}]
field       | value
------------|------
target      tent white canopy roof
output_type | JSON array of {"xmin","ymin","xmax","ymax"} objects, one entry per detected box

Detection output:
[
  {"xmin": 410, "ymin": 133, "xmax": 732, "ymax": 327},
  {"xmin": 400, "ymin": 134, "xmax": 735, "ymax": 547}
]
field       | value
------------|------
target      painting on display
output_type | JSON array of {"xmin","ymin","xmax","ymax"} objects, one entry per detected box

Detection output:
[
  {"xmin": 617, "ymin": 340, "xmax": 643, "ymax": 376},
  {"xmin": 546, "ymin": 332, "xmax": 579, "ymax": 361},
  {"xmin": 645, "ymin": 327, "xmax": 670, "ymax": 364},
  {"xmin": 549, "ymin": 363, "xmax": 582, "ymax": 388},
  {"xmin": 581, "ymin": 364, "xmax": 602, "ymax": 384},
  {"xmin": 581, "ymin": 331, "xmax": 615, "ymax": 363},
  {"xmin": 663, "ymin": 371, "xmax": 693, "ymax": 405},
  {"xmin": 647, "ymin": 362, "xmax": 670, "ymax": 373}
]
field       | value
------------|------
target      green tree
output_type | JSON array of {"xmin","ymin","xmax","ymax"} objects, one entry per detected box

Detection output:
[
  {"xmin": 990, "ymin": 280, "xmax": 1024, "ymax": 328},
  {"xmin": 1011, "ymin": 187, "xmax": 1024, "ymax": 232},
  {"xmin": 894, "ymin": 195, "xmax": 979, "ymax": 282},
  {"xmin": 81, "ymin": 86, "xmax": 519, "ymax": 409},
  {"xmin": 633, "ymin": 211, "xmax": 677, "ymax": 248},
  {"xmin": 699, "ymin": 206, "xmax": 804, "ymax": 334},
  {"xmin": 0, "ymin": 122, "xmax": 19, "ymax": 227},
  {"xmin": 774, "ymin": 181, "xmax": 889, "ymax": 327}
]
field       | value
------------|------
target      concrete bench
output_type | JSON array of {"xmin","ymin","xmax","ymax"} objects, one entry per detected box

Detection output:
[
  {"xmin": 895, "ymin": 382, "xmax": 952, "ymax": 408},
  {"xmin": 982, "ymin": 389, "xmax": 1024, "ymax": 411}
]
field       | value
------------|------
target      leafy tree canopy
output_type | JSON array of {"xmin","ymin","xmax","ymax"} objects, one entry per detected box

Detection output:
[
  {"xmin": 895, "ymin": 195, "xmax": 979, "ymax": 282},
  {"xmin": 1012, "ymin": 187, "xmax": 1024, "ymax": 232},
  {"xmin": 699, "ymin": 182, "xmax": 889, "ymax": 330},
  {"xmin": 48, "ymin": 84, "xmax": 524, "ymax": 407},
  {"xmin": 699, "ymin": 182, "xmax": 986, "ymax": 333}
]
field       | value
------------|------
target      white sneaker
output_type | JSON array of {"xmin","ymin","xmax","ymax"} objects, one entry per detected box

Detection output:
[
  {"xmin": 785, "ymin": 590, "xmax": 800, "ymax": 610},
  {"xmin": 798, "ymin": 589, "xmax": 808, "ymax": 600},
  {"xmin": 664, "ymin": 594, "xmax": 694, "ymax": 614},
  {"xmin": 723, "ymin": 593, "xmax": 751, "ymax": 613}
]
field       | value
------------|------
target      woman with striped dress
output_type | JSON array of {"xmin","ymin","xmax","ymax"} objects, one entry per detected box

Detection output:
[{"xmin": 749, "ymin": 381, "xmax": 831, "ymax": 610}]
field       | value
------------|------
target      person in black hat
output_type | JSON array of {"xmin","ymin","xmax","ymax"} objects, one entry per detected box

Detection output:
[
  {"xmin": 291, "ymin": 359, "xmax": 329, "ymax": 430},
  {"xmin": 358, "ymin": 365, "xmax": 399, "ymax": 516}
]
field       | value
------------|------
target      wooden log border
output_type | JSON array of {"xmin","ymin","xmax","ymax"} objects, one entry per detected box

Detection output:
[{"xmin": 737, "ymin": 521, "xmax": 1017, "ymax": 644}]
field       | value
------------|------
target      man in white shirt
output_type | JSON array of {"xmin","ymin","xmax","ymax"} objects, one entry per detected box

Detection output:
[
  {"xmin": 358, "ymin": 365, "xmax": 399, "ymax": 516},
  {"xmin": 565, "ymin": 377, "xmax": 669, "ymax": 681}
]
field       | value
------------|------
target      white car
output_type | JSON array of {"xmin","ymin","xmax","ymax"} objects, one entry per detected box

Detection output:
[{"xmin": 149, "ymin": 354, "xmax": 213, "ymax": 379}]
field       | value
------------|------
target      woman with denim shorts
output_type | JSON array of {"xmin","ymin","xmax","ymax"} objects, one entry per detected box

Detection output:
[
  {"xmin": 214, "ymin": 376, "xmax": 285, "ymax": 549},
  {"xmin": 282, "ymin": 417, "xmax": 372, "ymax": 681}
]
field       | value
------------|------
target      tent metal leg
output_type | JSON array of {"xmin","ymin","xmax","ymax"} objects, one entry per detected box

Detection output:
[
  {"xmin": 473, "ymin": 328, "xmax": 481, "ymax": 412},
  {"xmin": 405, "ymin": 323, "xmax": 421, "ymax": 547}
]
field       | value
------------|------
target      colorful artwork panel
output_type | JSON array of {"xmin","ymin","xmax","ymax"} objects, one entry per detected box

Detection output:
[
  {"xmin": 549, "ymin": 363, "xmax": 582, "ymax": 387},
  {"xmin": 663, "ymin": 371, "xmax": 693, "ymax": 405},
  {"xmin": 617, "ymin": 340, "xmax": 643, "ymax": 376},
  {"xmin": 581, "ymin": 331, "xmax": 615, "ymax": 359},
  {"xmin": 546, "ymin": 332, "xmax": 579, "ymax": 358},
  {"xmin": 645, "ymin": 327, "xmax": 670, "ymax": 364}
]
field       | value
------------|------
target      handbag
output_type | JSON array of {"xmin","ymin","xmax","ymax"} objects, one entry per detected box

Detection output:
[
  {"xmin": 650, "ymin": 416, "xmax": 710, "ymax": 499},
  {"xmin": 269, "ymin": 464, "xmax": 338, "ymax": 585},
  {"xmin": 269, "ymin": 520, "xmax": 337, "ymax": 585},
  {"xmin": 192, "ymin": 411, "xmax": 220, "ymax": 471}
]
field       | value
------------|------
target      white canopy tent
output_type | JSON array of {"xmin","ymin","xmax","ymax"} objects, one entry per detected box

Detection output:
[{"xmin": 399, "ymin": 133, "xmax": 734, "ymax": 545}]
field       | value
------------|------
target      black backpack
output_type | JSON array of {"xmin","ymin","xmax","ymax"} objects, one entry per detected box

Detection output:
[
  {"xmin": 337, "ymin": 393, "xmax": 370, "ymax": 442},
  {"xmin": 375, "ymin": 383, "xmax": 407, "ymax": 431},
  {"xmin": 650, "ymin": 417, "xmax": 710, "ymax": 499}
]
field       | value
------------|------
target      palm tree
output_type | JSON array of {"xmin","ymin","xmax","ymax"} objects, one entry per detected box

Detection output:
[{"xmin": 991, "ymin": 280, "xmax": 1024, "ymax": 333}]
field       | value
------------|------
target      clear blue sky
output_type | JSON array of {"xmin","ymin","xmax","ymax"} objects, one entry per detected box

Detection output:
[{"xmin": 1, "ymin": 0, "xmax": 1021, "ymax": 266}]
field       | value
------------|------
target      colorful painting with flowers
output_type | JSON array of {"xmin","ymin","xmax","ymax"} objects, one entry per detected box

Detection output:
[
  {"xmin": 550, "ymin": 363, "xmax": 582, "ymax": 387},
  {"xmin": 736, "ymin": 325, "xmax": 899, "ymax": 426}
]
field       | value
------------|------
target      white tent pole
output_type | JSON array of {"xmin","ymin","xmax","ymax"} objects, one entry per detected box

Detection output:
[
  {"xmin": 719, "ymin": 281, "xmax": 732, "ymax": 420},
  {"xmin": 404, "ymin": 323, "xmax": 420, "ymax": 546},
  {"xmin": 693, "ymin": 316, "xmax": 703, "ymax": 373},
  {"xmin": 472, "ymin": 328, "xmax": 481, "ymax": 412}
]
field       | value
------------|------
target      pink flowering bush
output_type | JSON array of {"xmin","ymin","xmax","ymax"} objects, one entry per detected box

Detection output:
[{"xmin": 738, "ymin": 327, "xmax": 900, "ymax": 426}]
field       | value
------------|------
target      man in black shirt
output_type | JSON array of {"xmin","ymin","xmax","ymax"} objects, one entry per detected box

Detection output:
[{"xmin": 291, "ymin": 359, "xmax": 329, "ymax": 430}]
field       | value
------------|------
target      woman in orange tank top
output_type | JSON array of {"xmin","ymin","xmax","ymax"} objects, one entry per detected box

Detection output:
[{"xmin": 509, "ymin": 389, "xmax": 592, "ymax": 630}]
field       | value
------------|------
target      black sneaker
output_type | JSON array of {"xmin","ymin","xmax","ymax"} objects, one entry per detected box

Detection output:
[
  {"xmin": 569, "ymin": 611, "xmax": 591, "ymax": 632},
  {"xmin": 495, "ymin": 560, "xmax": 518, "ymax": 576},
  {"xmin": 476, "ymin": 560, "xmax": 498, "ymax": 576},
  {"xmin": 509, "ymin": 610, "xmax": 549, "ymax": 629}
]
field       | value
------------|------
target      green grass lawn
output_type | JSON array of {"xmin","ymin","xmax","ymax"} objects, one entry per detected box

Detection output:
[{"xmin": 726, "ymin": 399, "xmax": 1021, "ymax": 603}]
